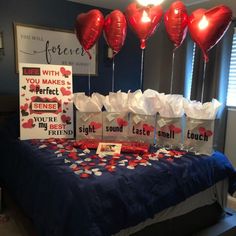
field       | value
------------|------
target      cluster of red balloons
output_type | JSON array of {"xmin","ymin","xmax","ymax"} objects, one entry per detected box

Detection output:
[
  {"xmin": 75, "ymin": 1, "xmax": 232, "ymax": 62},
  {"xmin": 75, "ymin": 9, "xmax": 127, "ymax": 59}
]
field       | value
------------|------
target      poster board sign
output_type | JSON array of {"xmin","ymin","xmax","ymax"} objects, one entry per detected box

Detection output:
[
  {"xmin": 14, "ymin": 23, "xmax": 98, "ymax": 75},
  {"xmin": 19, "ymin": 63, "xmax": 74, "ymax": 140}
]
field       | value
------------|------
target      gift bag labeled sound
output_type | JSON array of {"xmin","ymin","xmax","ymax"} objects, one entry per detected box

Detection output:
[
  {"xmin": 102, "ymin": 91, "xmax": 129, "ymax": 141},
  {"xmin": 73, "ymin": 93, "xmax": 104, "ymax": 140},
  {"xmin": 183, "ymin": 99, "xmax": 221, "ymax": 155},
  {"xmin": 102, "ymin": 112, "xmax": 129, "ymax": 141}
]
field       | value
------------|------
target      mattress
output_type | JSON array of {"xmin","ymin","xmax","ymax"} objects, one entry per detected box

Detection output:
[{"xmin": 0, "ymin": 117, "xmax": 236, "ymax": 236}]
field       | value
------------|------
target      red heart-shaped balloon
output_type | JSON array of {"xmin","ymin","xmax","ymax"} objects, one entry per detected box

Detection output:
[
  {"xmin": 188, "ymin": 5, "xmax": 232, "ymax": 62},
  {"xmin": 104, "ymin": 10, "xmax": 127, "ymax": 56},
  {"xmin": 125, "ymin": 3, "xmax": 163, "ymax": 49},
  {"xmin": 164, "ymin": 1, "xmax": 188, "ymax": 49},
  {"xmin": 75, "ymin": 9, "xmax": 104, "ymax": 59}
]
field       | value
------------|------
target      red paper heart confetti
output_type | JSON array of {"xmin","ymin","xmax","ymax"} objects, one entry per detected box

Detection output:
[
  {"xmin": 116, "ymin": 118, "xmax": 128, "ymax": 127},
  {"xmin": 89, "ymin": 121, "xmax": 102, "ymax": 130},
  {"xmin": 198, "ymin": 127, "xmax": 206, "ymax": 136},
  {"xmin": 143, "ymin": 123, "xmax": 154, "ymax": 132}
]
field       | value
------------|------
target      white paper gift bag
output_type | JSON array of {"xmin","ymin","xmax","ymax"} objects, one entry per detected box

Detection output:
[
  {"xmin": 184, "ymin": 117, "xmax": 215, "ymax": 155},
  {"xmin": 76, "ymin": 111, "xmax": 103, "ymax": 140},
  {"xmin": 102, "ymin": 112, "xmax": 129, "ymax": 141},
  {"xmin": 156, "ymin": 116, "xmax": 183, "ymax": 149},
  {"xmin": 129, "ymin": 113, "xmax": 155, "ymax": 144}
]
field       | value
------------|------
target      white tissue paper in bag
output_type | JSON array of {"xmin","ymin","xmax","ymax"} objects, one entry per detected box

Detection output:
[
  {"xmin": 183, "ymin": 98, "xmax": 221, "ymax": 120},
  {"xmin": 73, "ymin": 92, "xmax": 104, "ymax": 112}
]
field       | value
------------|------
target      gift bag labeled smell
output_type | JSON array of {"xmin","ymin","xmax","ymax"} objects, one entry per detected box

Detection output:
[
  {"xmin": 76, "ymin": 111, "xmax": 103, "ymax": 140},
  {"xmin": 156, "ymin": 116, "xmax": 183, "ymax": 149},
  {"xmin": 102, "ymin": 112, "xmax": 129, "ymax": 141},
  {"xmin": 129, "ymin": 113, "xmax": 155, "ymax": 144},
  {"xmin": 184, "ymin": 117, "xmax": 215, "ymax": 155}
]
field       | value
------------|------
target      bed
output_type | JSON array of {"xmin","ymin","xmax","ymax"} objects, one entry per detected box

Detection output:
[{"xmin": 0, "ymin": 98, "xmax": 236, "ymax": 236}]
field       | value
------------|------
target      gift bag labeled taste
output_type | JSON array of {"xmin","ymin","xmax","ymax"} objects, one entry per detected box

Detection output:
[
  {"xmin": 184, "ymin": 117, "xmax": 214, "ymax": 155},
  {"xmin": 129, "ymin": 113, "xmax": 155, "ymax": 144},
  {"xmin": 102, "ymin": 112, "xmax": 129, "ymax": 141},
  {"xmin": 76, "ymin": 111, "xmax": 103, "ymax": 140},
  {"xmin": 156, "ymin": 116, "xmax": 183, "ymax": 148}
]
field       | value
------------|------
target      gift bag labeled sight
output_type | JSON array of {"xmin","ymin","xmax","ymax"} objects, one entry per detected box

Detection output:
[{"xmin": 74, "ymin": 93, "xmax": 104, "ymax": 140}]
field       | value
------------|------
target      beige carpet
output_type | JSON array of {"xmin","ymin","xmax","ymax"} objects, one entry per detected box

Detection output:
[{"xmin": 0, "ymin": 212, "xmax": 23, "ymax": 236}]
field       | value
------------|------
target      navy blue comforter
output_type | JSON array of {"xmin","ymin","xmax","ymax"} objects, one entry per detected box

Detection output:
[{"xmin": 0, "ymin": 119, "xmax": 236, "ymax": 236}]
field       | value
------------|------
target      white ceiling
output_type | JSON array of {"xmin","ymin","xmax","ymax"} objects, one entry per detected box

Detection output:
[{"xmin": 68, "ymin": 0, "xmax": 211, "ymax": 11}]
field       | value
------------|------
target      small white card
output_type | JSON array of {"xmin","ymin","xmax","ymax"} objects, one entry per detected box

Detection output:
[{"xmin": 96, "ymin": 142, "xmax": 122, "ymax": 156}]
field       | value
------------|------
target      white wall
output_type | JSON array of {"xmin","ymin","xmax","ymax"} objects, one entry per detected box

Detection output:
[{"xmin": 225, "ymin": 109, "xmax": 236, "ymax": 167}]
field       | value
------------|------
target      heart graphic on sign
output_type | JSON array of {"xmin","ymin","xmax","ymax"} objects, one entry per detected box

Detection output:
[
  {"xmin": 20, "ymin": 103, "xmax": 28, "ymax": 111},
  {"xmin": 90, "ymin": 121, "xmax": 102, "ymax": 130},
  {"xmin": 60, "ymin": 87, "xmax": 71, "ymax": 96},
  {"xmin": 60, "ymin": 67, "xmax": 71, "ymax": 78},
  {"xmin": 61, "ymin": 115, "xmax": 71, "ymax": 124},
  {"xmin": 22, "ymin": 119, "xmax": 35, "ymax": 128},
  {"xmin": 116, "ymin": 118, "xmax": 128, "ymax": 127},
  {"xmin": 21, "ymin": 110, "xmax": 29, "ymax": 117},
  {"xmin": 29, "ymin": 84, "xmax": 40, "ymax": 92}
]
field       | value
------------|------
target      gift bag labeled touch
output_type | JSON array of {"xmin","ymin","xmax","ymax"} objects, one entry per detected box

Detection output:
[
  {"xmin": 102, "ymin": 112, "xmax": 129, "ymax": 141},
  {"xmin": 184, "ymin": 117, "xmax": 214, "ymax": 155},
  {"xmin": 183, "ymin": 99, "xmax": 221, "ymax": 155},
  {"xmin": 156, "ymin": 116, "xmax": 183, "ymax": 148}
]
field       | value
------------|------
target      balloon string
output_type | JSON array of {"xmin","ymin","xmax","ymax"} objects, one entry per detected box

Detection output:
[
  {"xmin": 201, "ymin": 60, "xmax": 207, "ymax": 103},
  {"xmin": 140, "ymin": 49, "xmax": 145, "ymax": 91},
  {"xmin": 88, "ymin": 62, "xmax": 91, "ymax": 96},
  {"xmin": 112, "ymin": 57, "xmax": 115, "ymax": 92},
  {"xmin": 170, "ymin": 50, "xmax": 176, "ymax": 94}
]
